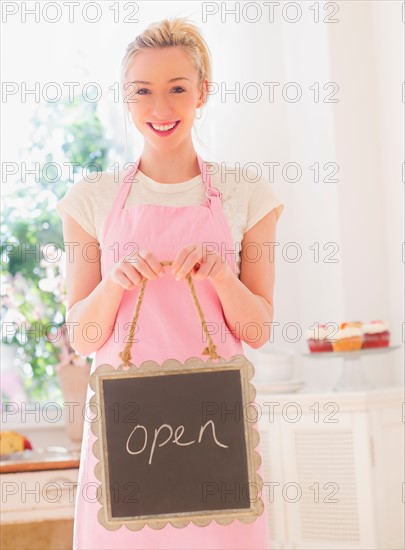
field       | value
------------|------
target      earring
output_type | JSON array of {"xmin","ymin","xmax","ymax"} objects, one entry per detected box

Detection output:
[{"xmin": 195, "ymin": 107, "xmax": 202, "ymax": 120}]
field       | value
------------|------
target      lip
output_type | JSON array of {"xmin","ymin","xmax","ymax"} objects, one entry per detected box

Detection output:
[{"xmin": 147, "ymin": 120, "xmax": 181, "ymax": 137}]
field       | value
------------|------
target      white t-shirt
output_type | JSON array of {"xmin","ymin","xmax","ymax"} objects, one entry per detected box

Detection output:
[{"xmin": 56, "ymin": 162, "xmax": 285, "ymax": 277}]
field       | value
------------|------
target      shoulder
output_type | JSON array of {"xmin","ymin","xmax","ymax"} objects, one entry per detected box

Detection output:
[
  {"xmin": 207, "ymin": 161, "xmax": 275, "ymax": 204},
  {"xmin": 61, "ymin": 170, "xmax": 120, "ymax": 197},
  {"xmin": 209, "ymin": 161, "xmax": 269, "ymax": 188},
  {"xmin": 55, "ymin": 170, "xmax": 122, "ymax": 240},
  {"xmin": 208, "ymin": 162, "xmax": 247, "ymax": 199},
  {"xmin": 208, "ymin": 161, "xmax": 275, "ymax": 201},
  {"xmin": 56, "ymin": 170, "xmax": 120, "ymax": 210},
  {"xmin": 210, "ymin": 161, "xmax": 285, "ymax": 228}
]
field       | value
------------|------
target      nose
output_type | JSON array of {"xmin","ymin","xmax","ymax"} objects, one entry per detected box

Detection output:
[{"xmin": 150, "ymin": 93, "xmax": 176, "ymax": 120}]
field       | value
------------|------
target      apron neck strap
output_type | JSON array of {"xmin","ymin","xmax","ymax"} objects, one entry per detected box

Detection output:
[
  {"xmin": 115, "ymin": 154, "xmax": 220, "ymax": 210},
  {"xmin": 115, "ymin": 159, "xmax": 140, "ymax": 210},
  {"xmin": 196, "ymin": 153, "xmax": 213, "ymax": 191}
]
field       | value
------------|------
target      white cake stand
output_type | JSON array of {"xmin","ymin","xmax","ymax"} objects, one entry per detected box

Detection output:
[{"xmin": 302, "ymin": 345, "xmax": 401, "ymax": 391}]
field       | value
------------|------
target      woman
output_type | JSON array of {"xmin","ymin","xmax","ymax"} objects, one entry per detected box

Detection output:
[{"xmin": 57, "ymin": 16, "xmax": 284, "ymax": 550}]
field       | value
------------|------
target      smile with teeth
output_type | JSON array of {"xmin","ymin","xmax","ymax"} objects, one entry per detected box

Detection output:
[{"xmin": 147, "ymin": 121, "xmax": 180, "ymax": 133}]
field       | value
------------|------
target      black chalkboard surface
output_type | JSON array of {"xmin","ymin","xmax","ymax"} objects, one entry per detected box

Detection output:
[{"xmin": 89, "ymin": 354, "xmax": 264, "ymax": 530}]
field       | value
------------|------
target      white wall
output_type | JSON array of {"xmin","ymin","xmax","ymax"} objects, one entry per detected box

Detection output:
[
  {"xmin": 199, "ymin": 1, "xmax": 403, "ymax": 390},
  {"xmin": 370, "ymin": 1, "xmax": 404, "ymax": 385},
  {"xmin": 325, "ymin": 1, "xmax": 403, "ymax": 387}
]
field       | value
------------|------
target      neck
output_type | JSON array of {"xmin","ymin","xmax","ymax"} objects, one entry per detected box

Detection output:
[{"xmin": 138, "ymin": 141, "xmax": 201, "ymax": 183}]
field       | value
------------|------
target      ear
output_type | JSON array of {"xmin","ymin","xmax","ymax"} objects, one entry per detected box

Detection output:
[{"xmin": 197, "ymin": 79, "xmax": 209, "ymax": 108}]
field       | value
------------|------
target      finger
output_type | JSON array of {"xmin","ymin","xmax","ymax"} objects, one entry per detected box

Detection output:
[
  {"xmin": 137, "ymin": 248, "xmax": 165, "ymax": 277},
  {"xmin": 192, "ymin": 258, "xmax": 216, "ymax": 279},
  {"xmin": 115, "ymin": 270, "xmax": 139, "ymax": 290},
  {"xmin": 128, "ymin": 257, "xmax": 158, "ymax": 280},
  {"xmin": 124, "ymin": 249, "xmax": 162, "ymax": 280},
  {"xmin": 172, "ymin": 247, "xmax": 203, "ymax": 279},
  {"xmin": 206, "ymin": 263, "xmax": 224, "ymax": 280},
  {"xmin": 170, "ymin": 245, "xmax": 198, "ymax": 276},
  {"xmin": 120, "ymin": 262, "xmax": 144, "ymax": 285}
]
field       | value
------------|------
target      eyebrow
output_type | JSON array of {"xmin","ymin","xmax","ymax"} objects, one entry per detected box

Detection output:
[{"xmin": 131, "ymin": 77, "xmax": 191, "ymax": 84}]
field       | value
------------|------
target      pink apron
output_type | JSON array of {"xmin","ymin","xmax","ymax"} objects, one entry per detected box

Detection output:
[{"xmin": 73, "ymin": 154, "xmax": 270, "ymax": 549}]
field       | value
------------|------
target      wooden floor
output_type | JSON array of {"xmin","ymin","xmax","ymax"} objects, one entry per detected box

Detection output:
[{"xmin": 1, "ymin": 519, "xmax": 74, "ymax": 550}]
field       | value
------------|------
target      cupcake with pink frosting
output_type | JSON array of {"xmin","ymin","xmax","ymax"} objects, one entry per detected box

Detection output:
[
  {"xmin": 361, "ymin": 321, "xmax": 390, "ymax": 349},
  {"xmin": 306, "ymin": 324, "xmax": 334, "ymax": 353}
]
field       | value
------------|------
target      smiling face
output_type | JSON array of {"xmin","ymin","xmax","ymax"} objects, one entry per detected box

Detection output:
[{"xmin": 124, "ymin": 47, "xmax": 206, "ymax": 151}]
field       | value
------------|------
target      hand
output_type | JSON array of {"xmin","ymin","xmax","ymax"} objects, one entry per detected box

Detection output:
[
  {"xmin": 107, "ymin": 248, "xmax": 165, "ymax": 290},
  {"xmin": 170, "ymin": 244, "xmax": 231, "ymax": 283}
]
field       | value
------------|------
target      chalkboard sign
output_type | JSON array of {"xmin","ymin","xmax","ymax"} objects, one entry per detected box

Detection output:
[{"xmin": 89, "ymin": 354, "xmax": 264, "ymax": 530}]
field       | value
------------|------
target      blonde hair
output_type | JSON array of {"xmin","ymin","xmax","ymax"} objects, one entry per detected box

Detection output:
[{"xmin": 120, "ymin": 17, "xmax": 212, "ymax": 157}]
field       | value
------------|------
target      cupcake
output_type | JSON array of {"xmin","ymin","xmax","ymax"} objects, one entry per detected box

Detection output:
[
  {"xmin": 306, "ymin": 324, "xmax": 333, "ymax": 352},
  {"xmin": 362, "ymin": 321, "xmax": 390, "ymax": 349},
  {"xmin": 331, "ymin": 323, "xmax": 363, "ymax": 352}
]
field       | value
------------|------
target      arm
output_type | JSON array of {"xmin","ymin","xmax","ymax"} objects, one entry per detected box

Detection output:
[
  {"xmin": 212, "ymin": 208, "xmax": 277, "ymax": 349},
  {"xmin": 61, "ymin": 212, "xmax": 126, "ymax": 356}
]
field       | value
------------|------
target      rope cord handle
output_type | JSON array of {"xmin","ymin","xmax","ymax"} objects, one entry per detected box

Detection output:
[{"xmin": 118, "ymin": 260, "xmax": 220, "ymax": 366}]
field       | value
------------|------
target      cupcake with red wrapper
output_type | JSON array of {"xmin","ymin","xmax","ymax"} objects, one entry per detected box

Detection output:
[
  {"xmin": 331, "ymin": 322, "xmax": 363, "ymax": 352},
  {"xmin": 306, "ymin": 324, "xmax": 334, "ymax": 352},
  {"xmin": 362, "ymin": 321, "xmax": 390, "ymax": 349}
]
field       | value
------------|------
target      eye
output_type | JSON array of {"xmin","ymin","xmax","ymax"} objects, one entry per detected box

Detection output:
[
  {"xmin": 135, "ymin": 88, "xmax": 150, "ymax": 95},
  {"xmin": 134, "ymin": 86, "xmax": 185, "ymax": 95}
]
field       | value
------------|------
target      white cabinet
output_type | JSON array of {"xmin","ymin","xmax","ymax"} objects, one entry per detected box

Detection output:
[
  {"xmin": 256, "ymin": 387, "xmax": 404, "ymax": 550},
  {"xmin": 1, "ymin": 468, "xmax": 79, "ymax": 523}
]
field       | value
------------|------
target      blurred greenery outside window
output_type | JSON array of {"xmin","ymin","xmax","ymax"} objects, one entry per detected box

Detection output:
[{"xmin": 1, "ymin": 96, "xmax": 116, "ymax": 408}]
